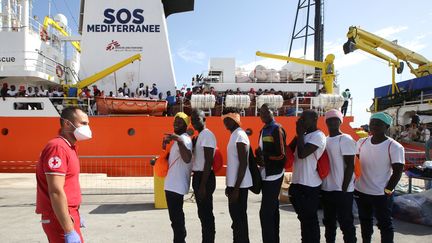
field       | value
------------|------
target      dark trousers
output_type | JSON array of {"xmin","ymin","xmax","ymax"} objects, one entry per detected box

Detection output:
[
  {"xmin": 341, "ymin": 101, "xmax": 349, "ymax": 116},
  {"xmin": 289, "ymin": 183, "xmax": 321, "ymax": 243},
  {"xmin": 165, "ymin": 190, "xmax": 186, "ymax": 243},
  {"xmin": 321, "ymin": 191, "xmax": 357, "ymax": 243},
  {"xmin": 192, "ymin": 171, "xmax": 216, "ymax": 243},
  {"xmin": 354, "ymin": 190, "xmax": 394, "ymax": 243},
  {"xmin": 227, "ymin": 187, "xmax": 249, "ymax": 243},
  {"xmin": 260, "ymin": 176, "xmax": 284, "ymax": 243}
]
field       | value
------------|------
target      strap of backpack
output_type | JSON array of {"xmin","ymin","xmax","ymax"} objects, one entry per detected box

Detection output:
[
  {"xmin": 358, "ymin": 137, "xmax": 368, "ymax": 155},
  {"xmin": 388, "ymin": 140, "xmax": 393, "ymax": 163}
]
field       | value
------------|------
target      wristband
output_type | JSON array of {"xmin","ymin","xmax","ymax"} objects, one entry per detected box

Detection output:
[{"xmin": 384, "ymin": 188, "xmax": 393, "ymax": 195}]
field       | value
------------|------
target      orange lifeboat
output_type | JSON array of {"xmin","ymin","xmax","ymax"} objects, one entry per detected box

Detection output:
[{"xmin": 96, "ymin": 97, "xmax": 167, "ymax": 115}]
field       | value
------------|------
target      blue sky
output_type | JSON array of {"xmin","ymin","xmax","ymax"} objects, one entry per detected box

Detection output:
[{"xmin": 32, "ymin": 0, "xmax": 432, "ymax": 126}]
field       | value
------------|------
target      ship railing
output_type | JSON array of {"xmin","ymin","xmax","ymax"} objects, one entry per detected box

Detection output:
[
  {"xmin": 78, "ymin": 155, "xmax": 157, "ymax": 195},
  {"xmin": 0, "ymin": 50, "xmax": 61, "ymax": 78},
  {"xmin": 402, "ymin": 150, "xmax": 431, "ymax": 193},
  {"xmin": 199, "ymin": 69, "xmax": 324, "ymax": 84},
  {"xmin": 374, "ymin": 90, "xmax": 432, "ymax": 111},
  {"xmin": 175, "ymin": 95, "xmax": 353, "ymax": 117}
]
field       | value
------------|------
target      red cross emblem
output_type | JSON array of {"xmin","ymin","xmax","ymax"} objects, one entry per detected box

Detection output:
[{"xmin": 48, "ymin": 156, "xmax": 62, "ymax": 169}]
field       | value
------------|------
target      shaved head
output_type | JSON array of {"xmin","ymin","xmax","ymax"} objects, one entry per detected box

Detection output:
[{"xmin": 191, "ymin": 109, "xmax": 206, "ymax": 131}]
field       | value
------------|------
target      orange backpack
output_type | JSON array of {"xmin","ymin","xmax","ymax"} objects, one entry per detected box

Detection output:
[
  {"xmin": 315, "ymin": 150, "xmax": 331, "ymax": 179},
  {"xmin": 284, "ymin": 145, "xmax": 295, "ymax": 171},
  {"xmin": 286, "ymin": 139, "xmax": 330, "ymax": 178},
  {"xmin": 213, "ymin": 147, "xmax": 223, "ymax": 172},
  {"xmin": 154, "ymin": 143, "xmax": 181, "ymax": 177}
]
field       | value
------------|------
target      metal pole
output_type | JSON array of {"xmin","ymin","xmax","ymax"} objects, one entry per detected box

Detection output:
[
  {"xmin": 421, "ymin": 91, "xmax": 424, "ymax": 104},
  {"xmin": 295, "ymin": 96, "xmax": 299, "ymax": 116},
  {"xmin": 221, "ymin": 96, "xmax": 224, "ymax": 115}
]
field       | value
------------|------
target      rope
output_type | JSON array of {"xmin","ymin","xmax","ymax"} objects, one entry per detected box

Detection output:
[{"xmin": 62, "ymin": 0, "xmax": 79, "ymax": 32}]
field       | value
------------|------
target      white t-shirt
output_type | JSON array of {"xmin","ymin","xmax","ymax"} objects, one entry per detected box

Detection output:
[
  {"xmin": 226, "ymin": 127, "xmax": 252, "ymax": 188},
  {"xmin": 38, "ymin": 90, "xmax": 48, "ymax": 96},
  {"xmin": 164, "ymin": 133, "xmax": 193, "ymax": 195},
  {"xmin": 322, "ymin": 134, "xmax": 356, "ymax": 192},
  {"xmin": 26, "ymin": 91, "xmax": 35, "ymax": 97},
  {"xmin": 259, "ymin": 132, "xmax": 284, "ymax": 181},
  {"xmin": 292, "ymin": 130, "xmax": 326, "ymax": 187},
  {"xmin": 355, "ymin": 137, "xmax": 405, "ymax": 195},
  {"xmin": 192, "ymin": 128, "xmax": 217, "ymax": 171},
  {"xmin": 421, "ymin": 129, "xmax": 430, "ymax": 142},
  {"xmin": 7, "ymin": 90, "xmax": 18, "ymax": 96}
]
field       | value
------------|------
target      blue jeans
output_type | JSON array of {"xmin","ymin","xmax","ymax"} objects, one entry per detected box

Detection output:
[
  {"xmin": 260, "ymin": 176, "xmax": 284, "ymax": 243},
  {"xmin": 425, "ymin": 138, "xmax": 432, "ymax": 160},
  {"xmin": 289, "ymin": 184, "xmax": 321, "ymax": 243},
  {"xmin": 321, "ymin": 191, "xmax": 357, "ymax": 243},
  {"xmin": 354, "ymin": 190, "xmax": 394, "ymax": 243},
  {"xmin": 165, "ymin": 190, "xmax": 186, "ymax": 243}
]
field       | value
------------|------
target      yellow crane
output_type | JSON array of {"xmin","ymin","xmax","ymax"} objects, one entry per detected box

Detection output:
[
  {"xmin": 42, "ymin": 16, "xmax": 81, "ymax": 53},
  {"xmin": 343, "ymin": 26, "xmax": 432, "ymax": 95},
  {"xmin": 64, "ymin": 53, "xmax": 142, "ymax": 96},
  {"xmin": 255, "ymin": 51, "xmax": 336, "ymax": 94}
]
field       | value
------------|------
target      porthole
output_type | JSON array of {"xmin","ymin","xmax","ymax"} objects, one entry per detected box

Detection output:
[
  {"xmin": 1, "ymin": 128, "xmax": 8, "ymax": 136},
  {"xmin": 128, "ymin": 128, "xmax": 135, "ymax": 136}
]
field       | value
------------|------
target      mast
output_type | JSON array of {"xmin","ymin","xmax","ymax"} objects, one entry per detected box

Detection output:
[{"xmin": 288, "ymin": 0, "xmax": 324, "ymax": 61}]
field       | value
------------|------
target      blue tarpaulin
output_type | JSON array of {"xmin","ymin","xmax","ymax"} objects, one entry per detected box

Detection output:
[{"xmin": 374, "ymin": 74, "xmax": 432, "ymax": 98}]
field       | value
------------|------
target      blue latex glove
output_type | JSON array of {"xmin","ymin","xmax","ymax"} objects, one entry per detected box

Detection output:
[
  {"xmin": 64, "ymin": 230, "xmax": 81, "ymax": 243},
  {"xmin": 80, "ymin": 215, "xmax": 85, "ymax": 228}
]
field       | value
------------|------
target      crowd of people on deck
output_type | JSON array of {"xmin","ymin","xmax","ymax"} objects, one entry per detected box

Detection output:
[
  {"xmin": 1, "ymin": 81, "xmax": 317, "ymax": 103},
  {"xmin": 35, "ymin": 104, "xmax": 405, "ymax": 243},
  {"xmin": 1, "ymin": 83, "xmax": 65, "ymax": 99}
]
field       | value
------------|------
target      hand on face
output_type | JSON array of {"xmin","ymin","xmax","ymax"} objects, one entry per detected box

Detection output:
[{"xmin": 296, "ymin": 119, "xmax": 306, "ymax": 135}]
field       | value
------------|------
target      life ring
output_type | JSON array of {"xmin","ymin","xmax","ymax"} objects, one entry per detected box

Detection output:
[
  {"xmin": 56, "ymin": 65, "xmax": 64, "ymax": 78},
  {"xmin": 40, "ymin": 29, "xmax": 48, "ymax": 42}
]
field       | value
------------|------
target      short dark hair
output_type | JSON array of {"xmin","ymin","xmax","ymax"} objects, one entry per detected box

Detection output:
[
  {"xmin": 303, "ymin": 109, "xmax": 318, "ymax": 119},
  {"xmin": 223, "ymin": 107, "xmax": 240, "ymax": 115},
  {"xmin": 260, "ymin": 103, "xmax": 270, "ymax": 109},
  {"xmin": 60, "ymin": 107, "xmax": 82, "ymax": 126}
]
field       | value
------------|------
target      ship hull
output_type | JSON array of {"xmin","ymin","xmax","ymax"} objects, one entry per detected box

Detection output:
[{"xmin": 0, "ymin": 116, "xmax": 357, "ymax": 176}]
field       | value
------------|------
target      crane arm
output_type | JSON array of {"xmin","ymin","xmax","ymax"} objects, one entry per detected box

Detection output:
[
  {"xmin": 255, "ymin": 51, "xmax": 336, "ymax": 94},
  {"xmin": 43, "ymin": 16, "xmax": 81, "ymax": 53},
  {"xmin": 256, "ymin": 51, "xmax": 326, "ymax": 69},
  {"xmin": 343, "ymin": 26, "xmax": 431, "ymax": 77},
  {"xmin": 76, "ymin": 54, "xmax": 142, "ymax": 89}
]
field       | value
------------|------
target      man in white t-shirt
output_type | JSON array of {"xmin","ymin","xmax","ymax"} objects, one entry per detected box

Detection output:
[
  {"xmin": 7, "ymin": 85, "xmax": 18, "ymax": 97},
  {"xmin": 419, "ymin": 123, "xmax": 430, "ymax": 142},
  {"xmin": 322, "ymin": 109, "xmax": 356, "ymax": 243},
  {"xmin": 163, "ymin": 112, "xmax": 193, "ymax": 243},
  {"xmin": 355, "ymin": 112, "xmax": 404, "ymax": 243},
  {"xmin": 191, "ymin": 109, "xmax": 217, "ymax": 242},
  {"xmin": 288, "ymin": 109, "xmax": 326, "ymax": 243},
  {"xmin": 26, "ymin": 86, "xmax": 36, "ymax": 97},
  {"xmin": 255, "ymin": 104, "xmax": 286, "ymax": 243},
  {"xmin": 222, "ymin": 109, "xmax": 252, "ymax": 243}
]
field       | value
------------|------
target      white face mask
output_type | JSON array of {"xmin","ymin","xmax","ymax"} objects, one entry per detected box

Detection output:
[
  {"xmin": 63, "ymin": 118, "xmax": 92, "ymax": 141},
  {"xmin": 73, "ymin": 125, "xmax": 92, "ymax": 141}
]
